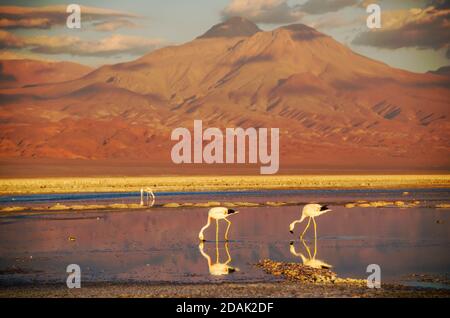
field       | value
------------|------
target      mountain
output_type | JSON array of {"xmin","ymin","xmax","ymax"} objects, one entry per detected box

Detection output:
[
  {"xmin": 0, "ymin": 18, "xmax": 449, "ymax": 172},
  {"xmin": 429, "ymin": 65, "xmax": 450, "ymax": 77},
  {"xmin": 0, "ymin": 59, "xmax": 92, "ymax": 89},
  {"xmin": 198, "ymin": 16, "xmax": 262, "ymax": 38}
]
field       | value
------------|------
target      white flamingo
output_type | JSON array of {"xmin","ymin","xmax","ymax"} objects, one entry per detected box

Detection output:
[
  {"xmin": 289, "ymin": 204, "xmax": 331, "ymax": 239},
  {"xmin": 140, "ymin": 187, "xmax": 155, "ymax": 207},
  {"xmin": 198, "ymin": 207, "xmax": 239, "ymax": 241}
]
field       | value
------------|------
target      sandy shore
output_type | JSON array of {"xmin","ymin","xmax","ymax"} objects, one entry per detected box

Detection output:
[
  {"xmin": 1, "ymin": 281, "xmax": 449, "ymax": 298},
  {"xmin": 2, "ymin": 198, "xmax": 448, "ymax": 215},
  {"xmin": 0, "ymin": 175, "xmax": 449, "ymax": 195}
]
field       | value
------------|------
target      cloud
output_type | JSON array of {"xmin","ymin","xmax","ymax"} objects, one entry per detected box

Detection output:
[
  {"xmin": 93, "ymin": 19, "xmax": 137, "ymax": 32},
  {"xmin": 0, "ymin": 31, "xmax": 164, "ymax": 57},
  {"xmin": 220, "ymin": 0, "xmax": 361, "ymax": 25},
  {"xmin": 0, "ymin": 50, "xmax": 51, "ymax": 61},
  {"xmin": 305, "ymin": 12, "xmax": 362, "ymax": 30},
  {"xmin": 29, "ymin": 34, "xmax": 163, "ymax": 57},
  {"xmin": 0, "ymin": 5, "xmax": 138, "ymax": 30},
  {"xmin": 0, "ymin": 30, "xmax": 23, "ymax": 49},
  {"xmin": 221, "ymin": 0, "xmax": 303, "ymax": 24},
  {"xmin": 0, "ymin": 17, "xmax": 52, "ymax": 29},
  {"xmin": 301, "ymin": 0, "xmax": 359, "ymax": 15},
  {"xmin": 352, "ymin": 6, "xmax": 450, "ymax": 52},
  {"xmin": 357, "ymin": 0, "xmax": 427, "ymax": 8},
  {"xmin": 428, "ymin": 0, "xmax": 450, "ymax": 10}
]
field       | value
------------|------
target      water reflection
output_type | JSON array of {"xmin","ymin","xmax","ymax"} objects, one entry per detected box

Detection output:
[
  {"xmin": 198, "ymin": 241, "xmax": 239, "ymax": 276},
  {"xmin": 0, "ymin": 189, "xmax": 449, "ymax": 284},
  {"xmin": 290, "ymin": 238, "xmax": 332, "ymax": 269}
]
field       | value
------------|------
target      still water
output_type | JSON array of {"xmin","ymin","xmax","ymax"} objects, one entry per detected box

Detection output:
[{"xmin": 0, "ymin": 189, "xmax": 449, "ymax": 285}]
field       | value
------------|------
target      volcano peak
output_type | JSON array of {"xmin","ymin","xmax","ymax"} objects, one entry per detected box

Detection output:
[
  {"xmin": 197, "ymin": 16, "xmax": 261, "ymax": 39},
  {"xmin": 277, "ymin": 23, "xmax": 326, "ymax": 41}
]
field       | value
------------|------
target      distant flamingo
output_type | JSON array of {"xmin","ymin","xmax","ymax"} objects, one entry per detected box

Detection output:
[
  {"xmin": 198, "ymin": 241, "xmax": 239, "ymax": 276},
  {"xmin": 198, "ymin": 207, "xmax": 239, "ymax": 241},
  {"xmin": 140, "ymin": 187, "xmax": 155, "ymax": 207},
  {"xmin": 289, "ymin": 204, "xmax": 331, "ymax": 239}
]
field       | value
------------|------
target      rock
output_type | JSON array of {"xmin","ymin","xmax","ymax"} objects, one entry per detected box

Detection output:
[{"xmin": 256, "ymin": 259, "xmax": 337, "ymax": 284}]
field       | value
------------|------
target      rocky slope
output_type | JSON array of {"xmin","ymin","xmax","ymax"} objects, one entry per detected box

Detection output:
[{"xmin": 0, "ymin": 18, "xmax": 448, "ymax": 170}]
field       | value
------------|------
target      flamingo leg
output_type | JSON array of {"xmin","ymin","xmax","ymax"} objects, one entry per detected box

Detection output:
[
  {"xmin": 216, "ymin": 219, "xmax": 219, "ymax": 243},
  {"xmin": 225, "ymin": 242, "xmax": 231, "ymax": 265},
  {"xmin": 301, "ymin": 238, "xmax": 313, "ymax": 260},
  {"xmin": 215, "ymin": 236, "xmax": 219, "ymax": 263},
  {"xmin": 224, "ymin": 218, "xmax": 231, "ymax": 241},
  {"xmin": 148, "ymin": 189, "xmax": 155, "ymax": 207},
  {"xmin": 313, "ymin": 217, "xmax": 317, "ymax": 238},
  {"xmin": 300, "ymin": 217, "xmax": 311, "ymax": 239},
  {"xmin": 312, "ymin": 217, "xmax": 318, "ymax": 258}
]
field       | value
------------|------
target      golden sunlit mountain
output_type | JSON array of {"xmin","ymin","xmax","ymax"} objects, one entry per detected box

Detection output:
[
  {"xmin": 0, "ymin": 59, "xmax": 92, "ymax": 88},
  {"xmin": 197, "ymin": 16, "xmax": 262, "ymax": 38},
  {"xmin": 0, "ymin": 18, "xmax": 449, "ymax": 172},
  {"xmin": 429, "ymin": 66, "xmax": 450, "ymax": 77}
]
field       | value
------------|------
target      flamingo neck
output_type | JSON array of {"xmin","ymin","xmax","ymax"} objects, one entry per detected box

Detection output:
[
  {"xmin": 199, "ymin": 216, "xmax": 211, "ymax": 238},
  {"xmin": 199, "ymin": 244, "xmax": 212, "ymax": 267}
]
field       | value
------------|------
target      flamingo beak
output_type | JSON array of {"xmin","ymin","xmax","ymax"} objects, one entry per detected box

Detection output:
[
  {"xmin": 227, "ymin": 209, "xmax": 239, "ymax": 215},
  {"xmin": 289, "ymin": 230, "xmax": 294, "ymax": 234}
]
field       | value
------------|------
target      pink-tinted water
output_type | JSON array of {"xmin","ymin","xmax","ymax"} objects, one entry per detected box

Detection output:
[{"xmin": 0, "ymin": 189, "xmax": 449, "ymax": 286}]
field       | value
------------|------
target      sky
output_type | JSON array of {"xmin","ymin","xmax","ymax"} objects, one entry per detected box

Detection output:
[{"xmin": 0, "ymin": 0, "xmax": 449, "ymax": 73}]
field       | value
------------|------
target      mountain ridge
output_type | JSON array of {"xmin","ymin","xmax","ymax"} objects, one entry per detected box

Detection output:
[
  {"xmin": 0, "ymin": 18, "xmax": 448, "ymax": 170},
  {"xmin": 197, "ymin": 16, "xmax": 262, "ymax": 39},
  {"xmin": 0, "ymin": 59, "xmax": 92, "ymax": 89}
]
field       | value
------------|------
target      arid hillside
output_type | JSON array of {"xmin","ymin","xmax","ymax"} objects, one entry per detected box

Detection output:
[
  {"xmin": 0, "ymin": 59, "xmax": 92, "ymax": 88},
  {"xmin": 0, "ymin": 17, "xmax": 449, "ymax": 172}
]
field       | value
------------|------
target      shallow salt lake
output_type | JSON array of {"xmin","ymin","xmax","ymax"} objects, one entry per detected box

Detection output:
[{"xmin": 0, "ymin": 188, "xmax": 449, "ymax": 286}]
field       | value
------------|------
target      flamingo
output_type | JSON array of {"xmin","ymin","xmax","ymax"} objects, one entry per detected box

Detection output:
[
  {"xmin": 140, "ymin": 187, "xmax": 155, "ymax": 207},
  {"xmin": 198, "ymin": 207, "xmax": 239, "ymax": 241},
  {"xmin": 198, "ymin": 241, "xmax": 239, "ymax": 276},
  {"xmin": 289, "ymin": 204, "xmax": 331, "ymax": 239}
]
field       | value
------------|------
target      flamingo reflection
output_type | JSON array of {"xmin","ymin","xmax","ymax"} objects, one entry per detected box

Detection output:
[
  {"xmin": 198, "ymin": 241, "xmax": 239, "ymax": 276},
  {"xmin": 289, "ymin": 238, "xmax": 332, "ymax": 270}
]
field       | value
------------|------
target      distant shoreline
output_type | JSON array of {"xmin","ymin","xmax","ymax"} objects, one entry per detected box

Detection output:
[
  {"xmin": 0, "ymin": 175, "xmax": 449, "ymax": 195},
  {"xmin": 1, "ymin": 158, "xmax": 449, "ymax": 178}
]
